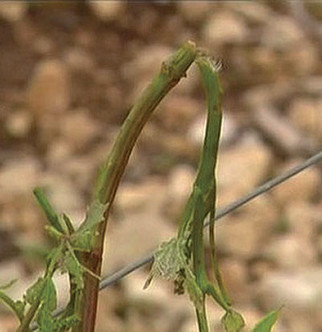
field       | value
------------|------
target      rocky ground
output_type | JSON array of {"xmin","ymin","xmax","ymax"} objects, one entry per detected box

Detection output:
[{"xmin": 0, "ymin": 2, "xmax": 321, "ymax": 331}]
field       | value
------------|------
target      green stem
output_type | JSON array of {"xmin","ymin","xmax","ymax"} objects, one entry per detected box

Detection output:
[
  {"xmin": 0, "ymin": 291, "xmax": 24, "ymax": 322},
  {"xmin": 196, "ymin": 301, "xmax": 209, "ymax": 332},
  {"xmin": 209, "ymin": 207, "xmax": 232, "ymax": 306},
  {"xmin": 74, "ymin": 41, "xmax": 197, "ymax": 332}
]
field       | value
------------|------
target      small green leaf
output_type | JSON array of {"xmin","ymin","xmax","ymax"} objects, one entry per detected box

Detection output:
[
  {"xmin": 25, "ymin": 278, "xmax": 45, "ymax": 305},
  {"xmin": 41, "ymin": 278, "xmax": 57, "ymax": 312},
  {"xmin": 80, "ymin": 199, "xmax": 108, "ymax": 231},
  {"xmin": 53, "ymin": 313, "xmax": 80, "ymax": 330},
  {"xmin": 222, "ymin": 310, "xmax": 245, "ymax": 332},
  {"xmin": 253, "ymin": 309, "xmax": 281, "ymax": 332},
  {"xmin": 33, "ymin": 187, "xmax": 65, "ymax": 234},
  {"xmin": 65, "ymin": 251, "xmax": 84, "ymax": 290},
  {"xmin": 70, "ymin": 229, "xmax": 93, "ymax": 252},
  {"xmin": 37, "ymin": 308, "xmax": 56, "ymax": 332},
  {"xmin": 0, "ymin": 291, "xmax": 25, "ymax": 321}
]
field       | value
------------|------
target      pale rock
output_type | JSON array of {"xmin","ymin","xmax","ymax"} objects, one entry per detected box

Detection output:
[
  {"xmin": 32, "ymin": 36, "xmax": 55, "ymax": 56},
  {"xmin": 58, "ymin": 110, "xmax": 100, "ymax": 152},
  {"xmin": 96, "ymin": 288, "xmax": 125, "ymax": 332},
  {"xmin": 263, "ymin": 234, "xmax": 317, "ymax": 270},
  {"xmin": 0, "ymin": 193, "xmax": 43, "ymax": 238},
  {"xmin": 299, "ymin": 76, "xmax": 322, "ymax": 96},
  {"xmin": 0, "ymin": 315, "xmax": 17, "ymax": 332},
  {"xmin": 257, "ymin": 268, "xmax": 322, "ymax": 311},
  {"xmin": 26, "ymin": 59, "xmax": 70, "ymax": 116},
  {"xmin": 61, "ymin": 154, "xmax": 100, "ymax": 191},
  {"xmin": 64, "ymin": 47, "xmax": 95, "ymax": 72},
  {"xmin": 38, "ymin": 173, "xmax": 85, "ymax": 227},
  {"xmin": 103, "ymin": 178, "xmax": 175, "ymax": 274},
  {"xmin": 285, "ymin": 40, "xmax": 319, "ymax": 75},
  {"xmin": 177, "ymin": 2, "xmax": 212, "ymax": 24},
  {"xmin": 46, "ymin": 139, "xmax": 73, "ymax": 165},
  {"xmin": 4, "ymin": 110, "xmax": 32, "ymax": 138},
  {"xmin": 203, "ymin": 11, "xmax": 249, "ymax": 45},
  {"xmin": 124, "ymin": 45, "xmax": 172, "ymax": 102},
  {"xmin": 227, "ymin": 2, "xmax": 273, "ymax": 24},
  {"xmin": 288, "ymin": 97, "xmax": 322, "ymax": 142},
  {"xmin": 220, "ymin": 258, "xmax": 249, "ymax": 302},
  {"xmin": 90, "ymin": 1, "xmax": 124, "ymax": 21},
  {"xmin": 261, "ymin": 16, "xmax": 305, "ymax": 51},
  {"xmin": 217, "ymin": 195, "xmax": 278, "ymax": 259},
  {"xmin": 0, "ymin": 260, "xmax": 26, "ymax": 292},
  {"xmin": 271, "ymin": 160, "xmax": 320, "ymax": 205},
  {"xmin": 157, "ymin": 95, "xmax": 202, "ymax": 131},
  {"xmin": 122, "ymin": 272, "xmax": 194, "ymax": 331},
  {"xmin": 0, "ymin": 158, "xmax": 41, "ymax": 194},
  {"xmin": 217, "ymin": 140, "xmax": 273, "ymax": 206},
  {"xmin": 140, "ymin": 122, "xmax": 198, "ymax": 162},
  {"xmin": 252, "ymin": 105, "xmax": 318, "ymax": 156},
  {"xmin": 284, "ymin": 202, "xmax": 320, "ymax": 240},
  {"xmin": 250, "ymin": 260, "xmax": 275, "ymax": 281},
  {"xmin": 165, "ymin": 164, "xmax": 195, "ymax": 220},
  {"xmin": 0, "ymin": 3, "xmax": 27, "ymax": 22}
]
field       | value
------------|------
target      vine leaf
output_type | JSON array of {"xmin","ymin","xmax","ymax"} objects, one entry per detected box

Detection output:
[
  {"xmin": 253, "ymin": 308, "xmax": 281, "ymax": 332},
  {"xmin": 145, "ymin": 238, "xmax": 204, "ymax": 311},
  {"xmin": 222, "ymin": 310, "xmax": 245, "ymax": 332},
  {"xmin": 71, "ymin": 199, "xmax": 108, "ymax": 252}
]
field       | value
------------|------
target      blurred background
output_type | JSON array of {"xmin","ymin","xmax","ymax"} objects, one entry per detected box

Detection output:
[{"xmin": 0, "ymin": 1, "xmax": 321, "ymax": 331}]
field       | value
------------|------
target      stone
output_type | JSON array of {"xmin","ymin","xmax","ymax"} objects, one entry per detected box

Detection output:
[
  {"xmin": 57, "ymin": 110, "xmax": 100, "ymax": 152},
  {"xmin": 271, "ymin": 160, "xmax": 320, "ymax": 205},
  {"xmin": 257, "ymin": 268, "xmax": 322, "ymax": 311},
  {"xmin": 252, "ymin": 106, "xmax": 317, "ymax": 156},
  {"xmin": 38, "ymin": 172, "xmax": 85, "ymax": 228},
  {"xmin": 90, "ymin": 1, "xmax": 124, "ymax": 21},
  {"xmin": 220, "ymin": 258, "xmax": 249, "ymax": 302},
  {"xmin": 122, "ymin": 272, "xmax": 194, "ymax": 331},
  {"xmin": 103, "ymin": 177, "xmax": 175, "ymax": 274},
  {"xmin": 217, "ymin": 195, "xmax": 278, "ymax": 259},
  {"xmin": 288, "ymin": 97, "xmax": 322, "ymax": 143},
  {"xmin": 284, "ymin": 202, "xmax": 320, "ymax": 240},
  {"xmin": 217, "ymin": 139, "xmax": 273, "ymax": 206},
  {"xmin": 156, "ymin": 95, "xmax": 202, "ymax": 132},
  {"xmin": 202, "ymin": 11, "xmax": 249, "ymax": 45},
  {"xmin": 165, "ymin": 164, "xmax": 195, "ymax": 220},
  {"xmin": 261, "ymin": 16, "xmax": 305, "ymax": 51},
  {"xmin": 284, "ymin": 40, "xmax": 319, "ymax": 75},
  {"xmin": 4, "ymin": 110, "xmax": 32, "ymax": 138},
  {"xmin": 0, "ymin": 3, "xmax": 27, "ymax": 22},
  {"xmin": 177, "ymin": 2, "xmax": 212, "ymax": 24},
  {"xmin": 63, "ymin": 47, "xmax": 95, "ymax": 72},
  {"xmin": 263, "ymin": 234, "xmax": 317, "ymax": 270},
  {"xmin": 0, "ymin": 158, "xmax": 41, "ymax": 194},
  {"xmin": 26, "ymin": 59, "xmax": 70, "ymax": 116},
  {"xmin": 227, "ymin": 2, "xmax": 273, "ymax": 24},
  {"xmin": 123, "ymin": 45, "xmax": 172, "ymax": 102}
]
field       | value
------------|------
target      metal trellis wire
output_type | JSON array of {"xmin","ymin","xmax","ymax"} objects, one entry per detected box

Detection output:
[
  {"xmin": 31, "ymin": 150, "xmax": 322, "ymax": 330},
  {"xmin": 100, "ymin": 150, "xmax": 322, "ymax": 289}
]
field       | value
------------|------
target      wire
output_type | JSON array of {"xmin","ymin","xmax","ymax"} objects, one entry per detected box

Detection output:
[
  {"xmin": 99, "ymin": 150, "xmax": 322, "ymax": 290},
  {"xmin": 30, "ymin": 150, "xmax": 322, "ymax": 330}
]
